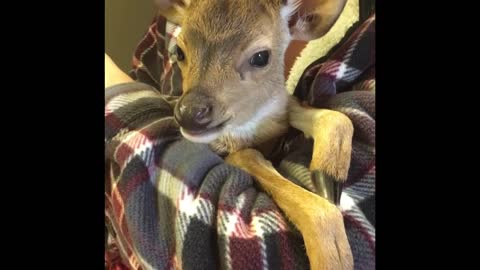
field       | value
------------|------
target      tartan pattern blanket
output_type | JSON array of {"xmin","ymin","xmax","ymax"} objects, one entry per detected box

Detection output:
[{"xmin": 105, "ymin": 12, "xmax": 375, "ymax": 270}]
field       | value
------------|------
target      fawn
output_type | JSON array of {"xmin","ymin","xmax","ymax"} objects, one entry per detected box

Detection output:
[{"xmin": 156, "ymin": 0, "xmax": 354, "ymax": 268}]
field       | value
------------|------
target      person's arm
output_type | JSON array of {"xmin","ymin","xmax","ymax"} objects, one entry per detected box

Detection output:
[{"xmin": 105, "ymin": 53, "xmax": 134, "ymax": 88}]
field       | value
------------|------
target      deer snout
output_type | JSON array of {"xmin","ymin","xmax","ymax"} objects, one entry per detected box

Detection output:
[{"xmin": 174, "ymin": 92, "xmax": 213, "ymax": 132}]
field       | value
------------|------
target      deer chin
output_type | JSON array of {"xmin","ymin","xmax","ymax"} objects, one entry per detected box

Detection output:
[
  {"xmin": 179, "ymin": 117, "xmax": 232, "ymax": 144},
  {"xmin": 180, "ymin": 126, "xmax": 224, "ymax": 143}
]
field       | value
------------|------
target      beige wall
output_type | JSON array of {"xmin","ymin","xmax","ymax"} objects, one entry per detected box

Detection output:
[{"xmin": 105, "ymin": 0, "xmax": 156, "ymax": 73}]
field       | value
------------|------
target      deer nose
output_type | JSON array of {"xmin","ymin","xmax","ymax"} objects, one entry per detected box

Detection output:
[{"xmin": 174, "ymin": 92, "xmax": 213, "ymax": 132}]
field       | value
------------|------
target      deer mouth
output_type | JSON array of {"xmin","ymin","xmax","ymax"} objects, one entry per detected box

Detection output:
[{"xmin": 180, "ymin": 119, "xmax": 230, "ymax": 143}]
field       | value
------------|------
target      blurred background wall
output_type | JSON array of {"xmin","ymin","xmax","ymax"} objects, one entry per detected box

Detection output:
[{"xmin": 105, "ymin": 0, "xmax": 156, "ymax": 73}]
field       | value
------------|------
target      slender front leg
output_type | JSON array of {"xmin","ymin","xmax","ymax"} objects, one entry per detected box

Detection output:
[
  {"xmin": 226, "ymin": 149, "xmax": 353, "ymax": 270},
  {"xmin": 289, "ymin": 98, "xmax": 354, "ymax": 203}
]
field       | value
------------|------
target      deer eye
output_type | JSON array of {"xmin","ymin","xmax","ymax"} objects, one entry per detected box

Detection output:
[
  {"xmin": 249, "ymin": 50, "xmax": 269, "ymax": 67},
  {"xmin": 174, "ymin": 45, "xmax": 185, "ymax": 62}
]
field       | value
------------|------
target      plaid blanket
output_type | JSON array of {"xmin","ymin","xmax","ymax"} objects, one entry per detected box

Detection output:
[{"xmin": 105, "ymin": 12, "xmax": 375, "ymax": 270}]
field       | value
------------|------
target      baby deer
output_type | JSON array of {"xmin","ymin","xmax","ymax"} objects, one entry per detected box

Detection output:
[{"xmin": 156, "ymin": 0, "xmax": 354, "ymax": 269}]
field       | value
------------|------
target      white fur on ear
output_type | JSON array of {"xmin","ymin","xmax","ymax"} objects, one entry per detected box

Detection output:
[
  {"xmin": 280, "ymin": 0, "xmax": 301, "ymax": 21},
  {"xmin": 280, "ymin": 0, "xmax": 307, "ymax": 41}
]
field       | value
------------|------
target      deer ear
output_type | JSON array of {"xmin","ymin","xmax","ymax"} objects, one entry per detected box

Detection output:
[
  {"xmin": 282, "ymin": 0, "xmax": 347, "ymax": 41},
  {"xmin": 155, "ymin": 0, "xmax": 191, "ymax": 25}
]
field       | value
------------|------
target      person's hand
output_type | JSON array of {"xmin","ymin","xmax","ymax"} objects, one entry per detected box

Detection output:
[{"xmin": 105, "ymin": 53, "xmax": 134, "ymax": 88}]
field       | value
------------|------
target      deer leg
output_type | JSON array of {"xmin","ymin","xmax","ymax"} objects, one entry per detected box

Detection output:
[
  {"xmin": 225, "ymin": 149, "xmax": 353, "ymax": 270},
  {"xmin": 288, "ymin": 99, "xmax": 354, "ymax": 205}
]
